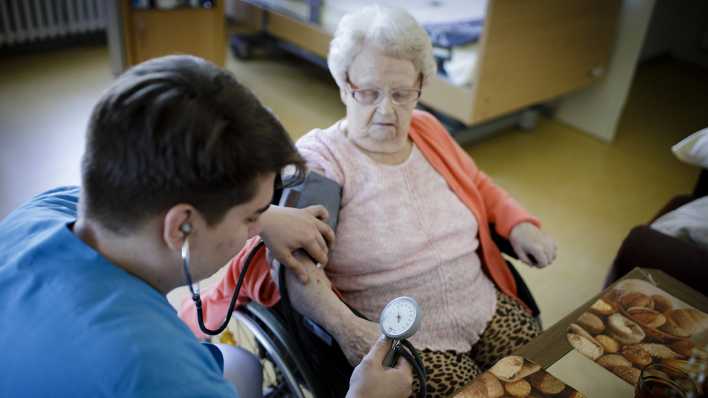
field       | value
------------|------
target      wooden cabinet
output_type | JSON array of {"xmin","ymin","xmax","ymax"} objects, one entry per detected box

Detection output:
[{"xmin": 120, "ymin": 1, "xmax": 226, "ymax": 67}]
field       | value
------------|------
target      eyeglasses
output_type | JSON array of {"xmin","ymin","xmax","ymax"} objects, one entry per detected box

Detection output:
[{"xmin": 346, "ymin": 76, "xmax": 422, "ymax": 106}]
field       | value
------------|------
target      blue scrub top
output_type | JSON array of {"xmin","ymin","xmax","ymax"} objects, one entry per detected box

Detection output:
[{"xmin": 0, "ymin": 187, "xmax": 237, "ymax": 397}]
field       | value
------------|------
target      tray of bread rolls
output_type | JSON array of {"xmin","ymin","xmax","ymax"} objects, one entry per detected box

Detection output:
[
  {"xmin": 565, "ymin": 278, "xmax": 708, "ymax": 386},
  {"xmin": 452, "ymin": 355, "xmax": 584, "ymax": 397}
]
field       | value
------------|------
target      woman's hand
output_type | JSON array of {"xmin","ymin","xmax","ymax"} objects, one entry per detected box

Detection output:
[
  {"xmin": 259, "ymin": 205, "xmax": 335, "ymax": 283},
  {"xmin": 284, "ymin": 252, "xmax": 341, "ymax": 325},
  {"xmin": 509, "ymin": 222, "xmax": 557, "ymax": 267}
]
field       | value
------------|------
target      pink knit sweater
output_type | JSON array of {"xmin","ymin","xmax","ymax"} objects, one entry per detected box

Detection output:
[{"xmin": 297, "ymin": 123, "xmax": 497, "ymax": 351}]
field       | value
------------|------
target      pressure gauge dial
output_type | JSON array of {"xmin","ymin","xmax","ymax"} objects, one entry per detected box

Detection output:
[{"xmin": 379, "ymin": 296, "xmax": 421, "ymax": 340}]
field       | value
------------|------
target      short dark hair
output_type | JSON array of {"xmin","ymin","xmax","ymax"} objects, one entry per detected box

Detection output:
[{"xmin": 81, "ymin": 55, "xmax": 304, "ymax": 233}]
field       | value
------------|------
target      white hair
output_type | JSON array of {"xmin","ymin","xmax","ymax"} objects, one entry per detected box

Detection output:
[{"xmin": 327, "ymin": 5, "xmax": 437, "ymax": 89}]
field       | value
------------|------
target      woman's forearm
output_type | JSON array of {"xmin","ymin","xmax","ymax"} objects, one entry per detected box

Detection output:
[
  {"xmin": 329, "ymin": 315, "xmax": 380, "ymax": 365},
  {"xmin": 284, "ymin": 262, "xmax": 380, "ymax": 365}
]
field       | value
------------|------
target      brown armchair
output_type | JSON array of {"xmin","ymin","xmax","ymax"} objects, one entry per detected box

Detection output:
[{"xmin": 605, "ymin": 169, "xmax": 708, "ymax": 296}]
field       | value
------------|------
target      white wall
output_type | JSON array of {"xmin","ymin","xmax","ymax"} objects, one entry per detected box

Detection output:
[{"xmin": 554, "ymin": 0, "xmax": 656, "ymax": 142}]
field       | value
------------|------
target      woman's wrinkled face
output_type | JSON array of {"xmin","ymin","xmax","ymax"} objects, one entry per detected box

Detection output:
[{"xmin": 342, "ymin": 46, "xmax": 420, "ymax": 155}]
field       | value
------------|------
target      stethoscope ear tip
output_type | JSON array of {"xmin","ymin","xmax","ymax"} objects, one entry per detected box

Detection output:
[{"xmin": 180, "ymin": 223, "xmax": 192, "ymax": 235}]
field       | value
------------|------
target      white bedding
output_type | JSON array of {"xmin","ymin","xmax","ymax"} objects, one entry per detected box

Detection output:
[
  {"xmin": 673, "ymin": 127, "xmax": 708, "ymax": 168},
  {"xmin": 247, "ymin": 0, "xmax": 487, "ymax": 87},
  {"xmin": 318, "ymin": 0, "xmax": 486, "ymax": 33},
  {"xmin": 651, "ymin": 197, "xmax": 708, "ymax": 250}
]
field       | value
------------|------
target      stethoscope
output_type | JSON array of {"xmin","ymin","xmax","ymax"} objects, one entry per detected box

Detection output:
[
  {"xmin": 180, "ymin": 222, "xmax": 264, "ymax": 336},
  {"xmin": 180, "ymin": 223, "xmax": 427, "ymax": 397}
]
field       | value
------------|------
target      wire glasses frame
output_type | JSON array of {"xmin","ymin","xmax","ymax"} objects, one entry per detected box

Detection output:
[{"xmin": 345, "ymin": 74, "xmax": 422, "ymax": 107}]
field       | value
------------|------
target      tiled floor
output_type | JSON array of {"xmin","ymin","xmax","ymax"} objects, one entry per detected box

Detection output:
[{"xmin": 0, "ymin": 45, "xmax": 704, "ymax": 328}]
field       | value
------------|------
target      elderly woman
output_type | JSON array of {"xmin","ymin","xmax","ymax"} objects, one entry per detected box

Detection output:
[{"xmin": 182, "ymin": 5, "xmax": 556, "ymax": 396}]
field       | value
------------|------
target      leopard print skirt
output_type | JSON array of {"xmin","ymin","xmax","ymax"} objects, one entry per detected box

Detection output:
[{"xmin": 411, "ymin": 291, "xmax": 541, "ymax": 397}]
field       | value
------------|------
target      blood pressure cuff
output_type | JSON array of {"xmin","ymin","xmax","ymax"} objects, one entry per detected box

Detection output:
[{"xmin": 279, "ymin": 171, "xmax": 342, "ymax": 231}]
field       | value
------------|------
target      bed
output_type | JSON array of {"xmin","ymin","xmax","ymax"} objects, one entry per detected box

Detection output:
[{"xmin": 235, "ymin": 0, "xmax": 620, "ymax": 127}]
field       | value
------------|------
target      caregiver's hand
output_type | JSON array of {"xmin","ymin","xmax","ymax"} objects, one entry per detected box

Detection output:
[
  {"xmin": 509, "ymin": 222, "xmax": 557, "ymax": 268},
  {"xmin": 260, "ymin": 205, "xmax": 335, "ymax": 283},
  {"xmin": 346, "ymin": 336, "xmax": 413, "ymax": 398}
]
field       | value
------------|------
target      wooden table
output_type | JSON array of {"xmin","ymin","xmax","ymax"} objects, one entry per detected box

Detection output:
[
  {"xmin": 515, "ymin": 267, "xmax": 708, "ymax": 369},
  {"xmin": 451, "ymin": 268, "xmax": 707, "ymax": 397},
  {"xmin": 445, "ymin": 267, "xmax": 707, "ymax": 397}
]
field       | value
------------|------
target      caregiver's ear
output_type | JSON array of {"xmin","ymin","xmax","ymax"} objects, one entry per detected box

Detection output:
[{"xmin": 163, "ymin": 203, "xmax": 196, "ymax": 251}]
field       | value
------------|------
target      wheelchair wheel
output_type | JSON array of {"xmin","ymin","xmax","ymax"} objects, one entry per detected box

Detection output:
[{"xmin": 233, "ymin": 306, "xmax": 320, "ymax": 398}]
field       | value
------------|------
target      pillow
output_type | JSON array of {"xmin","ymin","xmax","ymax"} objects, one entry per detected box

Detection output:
[
  {"xmin": 673, "ymin": 128, "xmax": 708, "ymax": 168},
  {"xmin": 651, "ymin": 197, "xmax": 708, "ymax": 250}
]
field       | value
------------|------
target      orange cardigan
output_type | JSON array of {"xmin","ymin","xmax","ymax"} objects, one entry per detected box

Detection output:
[{"xmin": 179, "ymin": 111, "xmax": 539, "ymax": 338}]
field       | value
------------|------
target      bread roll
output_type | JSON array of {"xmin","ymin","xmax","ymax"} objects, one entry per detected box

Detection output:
[
  {"xmin": 595, "ymin": 335, "xmax": 620, "ymax": 353},
  {"xmin": 503, "ymin": 380, "xmax": 531, "ymax": 397},
  {"xmin": 489, "ymin": 357, "xmax": 540, "ymax": 384},
  {"xmin": 590, "ymin": 298, "xmax": 616, "ymax": 316},
  {"xmin": 626, "ymin": 307, "xmax": 666, "ymax": 329},
  {"xmin": 669, "ymin": 339, "xmax": 695, "ymax": 357},
  {"xmin": 662, "ymin": 308, "xmax": 708, "ymax": 337},
  {"xmin": 597, "ymin": 354, "xmax": 631, "ymax": 368},
  {"xmin": 528, "ymin": 372, "xmax": 566, "ymax": 395},
  {"xmin": 453, "ymin": 380, "xmax": 488, "ymax": 398},
  {"xmin": 683, "ymin": 308, "xmax": 707, "ymax": 331},
  {"xmin": 489, "ymin": 356, "xmax": 524, "ymax": 383},
  {"xmin": 640, "ymin": 323, "xmax": 678, "ymax": 342},
  {"xmin": 620, "ymin": 292, "xmax": 654, "ymax": 310},
  {"xmin": 518, "ymin": 362, "xmax": 541, "ymax": 381},
  {"xmin": 661, "ymin": 358, "xmax": 691, "ymax": 373},
  {"xmin": 638, "ymin": 343, "xmax": 680, "ymax": 359},
  {"xmin": 652, "ymin": 294, "xmax": 673, "ymax": 312},
  {"xmin": 578, "ymin": 312, "xmax": 605, "ymax": 334},
  {"xmin": 477, "ymin": 372, "xmax": 504, "ymax": 398},
  {"xmin": 621, "ymin": 345, "xmax": 652, "ymax": 367},
  {"xmin": 567, "ymin": 333, "xmax": 603, "ymax": 360},
  {"xmin": 568, "ymin": 323, "xmax": 595, "ymax": 341},
  {"xmin": 610, "ymin": 366, "xmax": 640, "ymax": 385},
  {"xmin": 608, "ymin": 313, "xmax": 645, "ymax": 344},
  {"xmin": 603, "ymin": 288, "xmax": 624, "ymax": 306},
  {"xmin": 661, "ymin": 316, "xmax": 691, "ymax": 337}
]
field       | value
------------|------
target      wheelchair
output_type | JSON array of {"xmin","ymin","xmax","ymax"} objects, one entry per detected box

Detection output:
[
  {"xmin": 229, "ymin": 173, "xmax": 541, "ymax": 398},
  {"xmin": 232, "ymin": 266, "xmax": 355, "ymax": 398}
]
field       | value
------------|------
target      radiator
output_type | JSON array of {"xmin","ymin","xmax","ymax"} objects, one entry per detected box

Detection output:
[{"xmin": 0, "ymin": 0, "xmax": 106, "ymax": 47}]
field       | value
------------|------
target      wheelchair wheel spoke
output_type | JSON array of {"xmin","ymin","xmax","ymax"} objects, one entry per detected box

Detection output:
[{"xmin": 209, "ymin": 307, "xmax": 324, "ymax": 397}]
